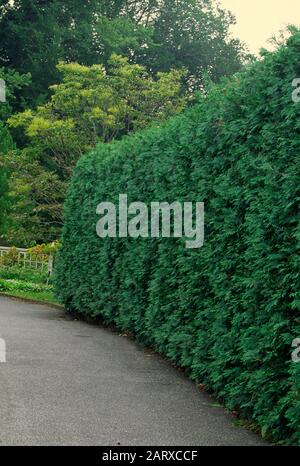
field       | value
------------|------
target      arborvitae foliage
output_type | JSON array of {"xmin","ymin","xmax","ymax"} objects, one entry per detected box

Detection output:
[{"xmin": 55, "ymin": 32, "xmax": 300, "ymax": 445}]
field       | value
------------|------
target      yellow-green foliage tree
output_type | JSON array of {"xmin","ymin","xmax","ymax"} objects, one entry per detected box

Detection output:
[
  {"xmin": 5, "ymin": 55, "xmax": 186, "ymax": 244},
  {"xmin": 9, "ymin": 55, "xmax": 186, "ymax": 178}
]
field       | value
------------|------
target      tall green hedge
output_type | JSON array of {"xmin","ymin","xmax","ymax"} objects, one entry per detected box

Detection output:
[{"xmin": 55, "ymin": 32, "xmax": 300, "ymax": 445}]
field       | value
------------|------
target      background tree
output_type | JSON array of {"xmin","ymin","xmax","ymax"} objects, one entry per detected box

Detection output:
[
  {"xmin": 0, "ymin": 0, "xmax": 154, "ymax": 105},
  {"xmin": 0, "ymin": 67, "xmax": 31, "ymax": 118},
  {"xmin": 0, "ymin": 0, "xmax": 63, "ymax": 106},
  {"xmin": 0, "ymin": 166, "xmax": 9, "ymax": 237},
  {"xmin": 0, "ymin": 124, "xmax": 14, "ymax": 238},
  {"xmin": 0, "ymin": 68, "xmax": 30, "ymax": 239},
  {"xmin": 5, "ymin": 57, "xmax": 186, "ymax": 244},
  {"xmin": 9, "ymin": 56, "xmax": 186, "ymax": 178},
  {"xmin": 2, "ymin": 146, "xmax": 66, "ymax": 245},
  {"xmin": 0, "ymin": 0, "xmax": 250, "ymax": 245},
  {"xmin": 147, "ymin": 0, "xmax": 249, "ymax": 90},
  {"xmin": 0, "ymin": 0, "xmax": 248, "ymax": 105}
]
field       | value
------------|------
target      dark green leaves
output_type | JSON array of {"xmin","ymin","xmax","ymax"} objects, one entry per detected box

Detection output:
[{"xmin": 56, "ymin": 30, "xmax": 300, "ymax": 445}]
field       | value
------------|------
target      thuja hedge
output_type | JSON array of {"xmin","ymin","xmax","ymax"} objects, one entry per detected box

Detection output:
[{"xmin": 55, "ymin": 33, "xmax": 300, "ymax": 444}]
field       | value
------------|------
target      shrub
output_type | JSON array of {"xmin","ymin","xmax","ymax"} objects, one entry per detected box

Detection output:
[
  {"xmin": 0, "ymin": 278, "xmax": 51, "ymax": 293},
  {"xmin": 0, "ymin": 265, "xmax": 48, "ymax": 284},
  {"xmin": 28, "ymin": 240, "xmax": 61, "ymax": 256},
  {"xmin": 55, "ymin": 31, "xmax": 300, "ymax": 445}
]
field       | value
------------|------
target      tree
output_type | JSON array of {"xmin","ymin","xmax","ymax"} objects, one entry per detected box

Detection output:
[
  {"xmin": 0, "ymin": 0, "xmax": 154, "ymax": 105},
  {"xmin": 0, "ymin": 166, "xmax": 9, "ymax": 237},
  {"xmin": 9, "ymin": 56, "xmax": 186, "ymax": 178},
  {"xmin": 0, "ymin": 124, "xmax": 13, "ymax": 238},
  {"xmin": 2, "ymin": 146, "xmax": 65, "ymax": 245},
  {"xmin": 92, "ymin": 16, "xmax": 154, "ymax": 66},
  {"xmin": 5, "ymin": 56, "xmax": 186, "ymax": 244},
  {"xmin": 0, "ymin": 0, "xmax": 63, "ymax": 106},
  {"xmin": 100, "ymin": 1, "xmax": 249, "ymax": 89},
  {"xmin": 0, "ymin": 67, "xmax": 31, "ymax": 118},
  {"xmin": 146, "ymin": 0, "xmax": 249, "ymax": 90},
  {"xmin": 0, "ymin": 0, "xmax": 247, "ymax": 105},
  {"xmin": 0, "ymin": 67, "xmax": 30, "ymax": 240}
]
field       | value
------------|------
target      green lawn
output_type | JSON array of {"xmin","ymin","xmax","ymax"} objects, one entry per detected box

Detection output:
[
  {"xmin": 0, "ymin": 289, "xmax": 60, "ymax": 306},
  {"xmin": 0, "ymin": 266, "xmax": 61, "ymax": 306}
]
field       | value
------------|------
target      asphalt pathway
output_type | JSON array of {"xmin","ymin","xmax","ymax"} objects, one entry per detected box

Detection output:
[{"xmin": 0, "ymin": 297, "xmax": 266, "ymax": 446}]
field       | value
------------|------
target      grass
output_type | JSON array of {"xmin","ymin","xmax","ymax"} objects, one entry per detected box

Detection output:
[
  {"xmin": 0, "ymin": 289, "xmax": 60, "ymax": 306},
  {"xmin": 0, "ymin": 265, "xmax": 49, "ymax": 283},
  {"xmin": 0, "ymin": 266, "xmax": 61, "ymax": 306}
]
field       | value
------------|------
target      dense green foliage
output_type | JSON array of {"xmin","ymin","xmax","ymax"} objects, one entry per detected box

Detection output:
[
  {"xmin": 0, "ymin": 162, "xmax": 9, "ymax": 235},
  {"xmin": 9, "ymin": 58, "xmax": 186, "ymax": 176},
  {"xmin": 0, "ymin": 275, "xmax": 56, "ymax": 305},
  {"xmin": 0, "ymin": 0, "xmax": 248, "ymax": 246},
  {"xmin": 0, "ymin": 124, "xmax": 14, "ymax": 236},
  {"xmin": 0, "ymin": 67, "xmax": 31, "ymax": 118},
  {"xmin": 0, "ymin": 265, "xmax": 48, "ymax": 284},
  {"xmin": 0, "ymin": 68, "xmax": 29, "ymax": 239},
  {"xmin": 0, "ymin": 247, "xmax": 58, "ymax": 304},
  {"xmin": 0, "ymin": 278, "xmax": 51, "ymax": 293},
  {"xmin": 145, "ymin": 0, "xmax": 247, "ymax": 90},
  {"xmin": 0, "ymin": 0, "xmax": 247, "ymax": 106},
  {"xmin": 56, "ymin": 32, "xmax": 300, "ymax": 445},
  {"xmin": 5, "ymin": 58, "xmax": 186, "ymax": 245}
]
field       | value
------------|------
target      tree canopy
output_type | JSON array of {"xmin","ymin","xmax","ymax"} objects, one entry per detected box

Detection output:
[
  {"xmin": 9, "ymin": 56, "xmax": 186, "ymax": 177},
  {"xmin": 5, "ymin": 56, "xmax": 186, "ymax": 244},
  {"xmin": 0, "ymin": 0, "xmax": 250, "ymax": 245},
  {"xmin": 0, "ymin": 0, "xmax": 248, "ymax": 105}
]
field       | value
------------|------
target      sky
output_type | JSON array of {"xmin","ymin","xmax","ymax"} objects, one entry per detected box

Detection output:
[{"xmin": 219, "ymin": 0, "xmax": 300, "ymax": 55}]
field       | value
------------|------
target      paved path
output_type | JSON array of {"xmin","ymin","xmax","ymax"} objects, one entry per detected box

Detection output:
[{"xmin": 0, "ymin": 297, "xmax": 266, "ymax": 446}]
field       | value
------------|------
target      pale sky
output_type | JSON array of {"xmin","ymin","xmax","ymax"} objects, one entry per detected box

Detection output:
[{"xmin": 220, "ymin": 0, "xmax": 300, "ymax": 54}]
